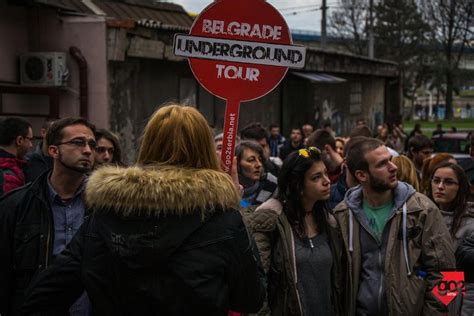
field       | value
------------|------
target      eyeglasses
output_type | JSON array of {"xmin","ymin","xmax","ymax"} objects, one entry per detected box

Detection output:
[
  {"xmin": 23, "ymin": 136, "xmax": 34, "ymax": 141},
  {"xmin": 431, "ymin": 177, "xmax": 459, "ymax": 187},
  {"xmin": 56, "ymin": 138, "xmax": 97, "ymax": 150},
  {"xmin": 95, "ymin": 146, "xmax": 114, "ymax": 155},
  {"xmin": 298, "ymin": 146, "xmax": 321, "ymax": 158}
]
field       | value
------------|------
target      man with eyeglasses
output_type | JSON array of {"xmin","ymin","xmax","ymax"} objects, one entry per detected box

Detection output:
[
  {"xmin": 0, "ymin": 117, "xmax": 33, "ymax": 196},
  {"xmin": 0, "ymin": 117, "xmax": 96, "ymax": 316}
]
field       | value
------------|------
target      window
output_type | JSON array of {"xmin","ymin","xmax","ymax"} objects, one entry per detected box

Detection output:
[{"xmin": 350, "ymin": 82, "xmax": 362, "ymax": 114}]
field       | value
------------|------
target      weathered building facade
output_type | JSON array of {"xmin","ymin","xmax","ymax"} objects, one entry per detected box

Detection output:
[{"xmin": 0, "ymin": 0, "xmax": 399, "ymax": 163}]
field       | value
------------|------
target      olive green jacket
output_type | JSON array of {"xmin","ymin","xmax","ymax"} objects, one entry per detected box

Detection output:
[{"xmin": 242, "ymin": 198, "xmax": 350, "ymax": 316}]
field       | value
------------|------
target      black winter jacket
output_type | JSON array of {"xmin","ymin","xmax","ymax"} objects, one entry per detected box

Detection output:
[
  {"xmin": 22, "ymin": 165, "xmax": 266, "ymax": 316},
  {"xmin": 24, "ymin": 142, "xmax": 53, "ymax": 183},
  {"xmin": 0, "ymin": 171, "xmax": 59, "ymax": 316},
  {"xmin": 457, "ymin": 231, "xmax": 474, "ymax": 283}
]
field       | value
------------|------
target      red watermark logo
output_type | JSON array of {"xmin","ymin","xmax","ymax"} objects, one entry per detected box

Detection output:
[{"xmin": 432, "ymin": 271, "xmax": 465, "ymax": 306}]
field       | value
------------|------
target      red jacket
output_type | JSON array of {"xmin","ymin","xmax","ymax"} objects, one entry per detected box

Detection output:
[{"xmin": 0, "ymin": 149, "xmax": 27, "ymax": 196}]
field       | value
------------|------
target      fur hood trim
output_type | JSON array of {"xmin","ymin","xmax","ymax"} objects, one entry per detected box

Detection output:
[
  {"xmin": 86, "ymin": 165, "xmax": 240, "ymax": 216},
  {"xmin": 255, "ymin": 198, "xmax": 283, "ymax": 215}
]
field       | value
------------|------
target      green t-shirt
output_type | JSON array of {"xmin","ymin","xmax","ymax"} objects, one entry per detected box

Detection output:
[{"xmin": 363, "ymin": 200, "xmax": 394, "ymax": 241}]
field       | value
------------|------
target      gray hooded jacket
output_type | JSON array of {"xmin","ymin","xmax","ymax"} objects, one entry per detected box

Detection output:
[{"xmin": 346, "ymin": 182, "xmax": 415, "ymax": 315}]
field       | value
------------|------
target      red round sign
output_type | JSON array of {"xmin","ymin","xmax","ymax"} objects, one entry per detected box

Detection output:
[
  {"xmin": 173, "ymin": 0, "xmax": 305, "ymax": 174},
  {"xmin": 188, "ymin": 0, "xmax": 292, "ymax": 102}
]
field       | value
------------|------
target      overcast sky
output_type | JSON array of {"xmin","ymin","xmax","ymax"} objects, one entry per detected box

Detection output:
[{"xmin": 165, "ymin": 0, "xmax": 327, "ymax": 32}]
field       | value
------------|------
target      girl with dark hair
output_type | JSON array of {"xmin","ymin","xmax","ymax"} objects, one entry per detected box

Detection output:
[
  {"xmin": 94, "ymin": 128, "xmax": 124, "ymax": 166},
  {"xmin": 236, "ymin": 141, "xmax": 278, "ymax": 207},
  {"xmin": 428, "ymin": 161, "xmax": 474, "ymax": 316},
  {"xmin": 243, "ymin": 147, "xmax": 349, "ymax": 315}
]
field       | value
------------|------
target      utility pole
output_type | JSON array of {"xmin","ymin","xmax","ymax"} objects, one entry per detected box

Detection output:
[
  {"xmin": 321, "ymin": 0, "xmax": 327, "ymax": 48},
  {"xmin": 368, "ymin": 0, "xmax": 374, "ymax": 58}
]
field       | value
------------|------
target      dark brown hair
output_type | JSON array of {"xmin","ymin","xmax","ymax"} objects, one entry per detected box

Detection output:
[
  {"xmin": 0, "ymin": 117, "xmax": 31, "ymax": 146},
  {"xmin": 278, "ymin": 148, "xmax": 328, "ymax": 236},
  {"xmin": 95, "ymin": 129, "xmax": 124, "ymax": 166},
  {"xmin": 427, "ymin": 161, "xmax": 471, "ymax": 237},
  {"xmin": 345, "ymin": 137, "xmax": 384, "ymax": 177},
  {"xmin": 307, "ymin": 129, "xmax": 336, "ymax": 150},
  {"xmin": 46, "ymin": 117, "xmax": 96, "ymax": 147}
]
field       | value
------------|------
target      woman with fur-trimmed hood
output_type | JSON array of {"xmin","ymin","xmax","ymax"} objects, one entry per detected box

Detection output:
[{"xmin": 21, "ymin": 104, "xmax": 266, "ymax": 316}]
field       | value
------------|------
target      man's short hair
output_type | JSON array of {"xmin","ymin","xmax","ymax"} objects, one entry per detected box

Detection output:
[
  {"xmin": 408, "ymin": 134, "xmax": 433, "ymax": 153},
  {"xmin": 46, "ymin": 117, "xmax": 96, "ymax": 147},
  {"xmin": 0, "ymin": 117, "xmax": 32, "ymax": 146},
  {"xmin": 346, "ymin": 137, "xmax": 384, "ymax": 176},
  {"xmin": 306, "ymin": 129, "xmax": 336, "ymax": 150},
  {"xmin": 240, "ymin": 123, "xmax": 268, "ymax": 141},
  {"xmin": 291, "ymin": 126, "xmax": 304, "ymax": 134},
  {"xmin": 349, "ymin": 125, "xmax": 373, "ymax": 138},
  {"xmin": 268, "ymin": 123, "xmax": 279, "ymax": 130},
  {"xmin": 42, "ymin": 118, "xmax": 56, "ymax": 130},
  {"xmin": 343, "ymin": 136, "xmax": 367, "ymax": 158}
]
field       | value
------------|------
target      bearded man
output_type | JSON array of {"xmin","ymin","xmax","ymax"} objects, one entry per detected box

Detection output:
[
  {"xmin": 0, "ymin": 117, "xmax": 96, "ymax": 316},
  {"xmin": 333, "ymin": 137, "xmax": 455, "ymax": 316}
]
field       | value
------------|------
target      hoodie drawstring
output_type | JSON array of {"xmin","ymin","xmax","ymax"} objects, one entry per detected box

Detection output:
[
  {"xmin": 402, "ymin": 202, "xmax": 412, "ymax": 276},
  {"xmin": 349, "ymin": 209, "xmax": 353, "ymax": 252}
]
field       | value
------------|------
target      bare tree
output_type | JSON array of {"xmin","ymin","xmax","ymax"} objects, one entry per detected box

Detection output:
[
  {"xmin": 374, "ymin": 0, "xmax": 432, "ymax": 111},
  {"xmin": 329, "ymin": 0, "xmax": 369, "ymax": 55},
  {"xmin": 423, "ymin": 0, "xmax": 473, "ymax": 119}
]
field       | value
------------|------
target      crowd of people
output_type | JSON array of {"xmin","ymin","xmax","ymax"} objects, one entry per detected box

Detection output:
[{"xmin": 0, "ymin": 107, "xmax": 473, "ymax": 316}]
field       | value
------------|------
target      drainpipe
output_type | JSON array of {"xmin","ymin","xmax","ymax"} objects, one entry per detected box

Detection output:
[{"xmin": 69, "ymin": 46, "xmax": 88, "ymax": 118}]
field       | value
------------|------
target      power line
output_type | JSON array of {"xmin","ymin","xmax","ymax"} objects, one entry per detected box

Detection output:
[
  {"xmin": 278, "ymin": 4, "xmax": 319, "ymax": 11},
  {"xmin": 283, "ymin": 8, "xmax": 320, "ymax": 16}
]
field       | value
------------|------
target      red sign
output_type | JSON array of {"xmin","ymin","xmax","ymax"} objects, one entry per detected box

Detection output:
[
  {"xmin": 432, "ymin": 271, "xmax": 465, "ymax": 306},
  {"xmin": 174, "ymin": 0, "xmax": 305, "ymax": 173}
]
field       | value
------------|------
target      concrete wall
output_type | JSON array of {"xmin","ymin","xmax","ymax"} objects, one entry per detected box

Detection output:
[
  {"xmin": 109, "ymin": 51, "xmax": 389, "ymax": 163},
  {"xmin": 108, "ymin": 58, "xmax": 283, "ymax": 163},
  {"xmin": 29, "ymin": 9, "xmax": 108, "ymax": 128},
  {"xmin": 280, "ymin": 74, "xmax": 385, "ymax": 136},
  {"xmin": 0, "ymin": 7, "xmax": 108, "ymax": 134},
  {"xmin": 0, "ymin": 8, "xmax": 28, "ymax": 83}
]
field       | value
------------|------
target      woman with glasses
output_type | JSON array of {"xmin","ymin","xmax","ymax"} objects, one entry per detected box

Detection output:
[
  {"xmin": 420, "ymin": 153, "xmax": 456, "ymax": 194},
  {"xmin": 244, "ymin": 147, "xmax": 349, "ymax": 316},
  {"xmin": 236, "ymin": 141, "xmax": 278, "ymax": 207},
  {"xmin": 428, "ymin": 161, "xmax": 474, "ymax": 316},
  {"xmin": 22, "ymin": 104, "xmax": 265, "ymax": 315}
]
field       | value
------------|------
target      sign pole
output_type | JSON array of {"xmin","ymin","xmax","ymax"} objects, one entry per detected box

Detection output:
[
  {"xmin": 220, "ymin": 99, "xmax": 240, "ymax": 174},
  {"xmin": 173, "ymin": 0, "xmax": 306, "ymax": 176}
]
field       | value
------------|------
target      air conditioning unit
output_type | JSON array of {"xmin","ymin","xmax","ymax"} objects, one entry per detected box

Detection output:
[{"xmin": 20, "ymin": 52, "xmax": 68, "ymax": 86}]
